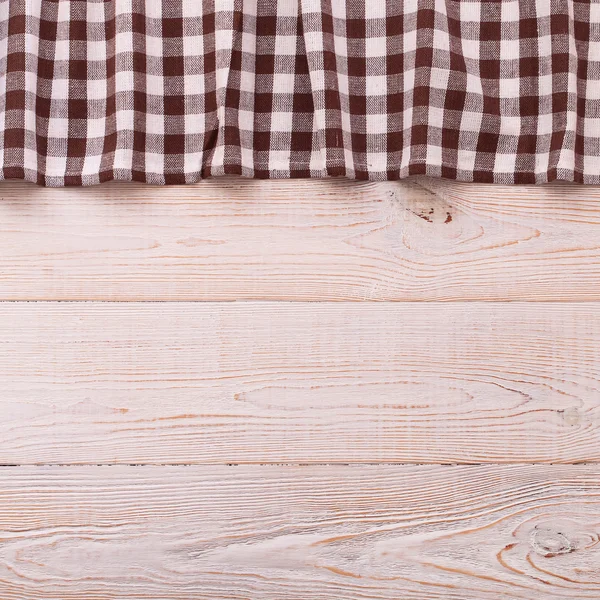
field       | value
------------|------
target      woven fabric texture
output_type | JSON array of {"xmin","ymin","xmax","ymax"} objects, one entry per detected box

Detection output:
[{"xmin": 1, "ymin": 1, "xmax": 599, "ymax": 186}]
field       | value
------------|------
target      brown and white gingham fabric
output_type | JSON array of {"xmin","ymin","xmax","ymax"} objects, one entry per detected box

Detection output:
[{"xmin": 1, "ymin": 1, "xmax": 600, "ymax": 186}]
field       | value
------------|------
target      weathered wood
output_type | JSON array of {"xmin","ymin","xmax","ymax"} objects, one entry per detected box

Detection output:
[
  {"xmin": 0, "ymin": 465, "xmax": 598, "ymax": 599},
  {"xmin": 1, "ymin": 302, "xmax": 599, "ymax": 464},
  {"xmin": 0, "ymin": 178, "xmax": 599, "ymax": 300}
]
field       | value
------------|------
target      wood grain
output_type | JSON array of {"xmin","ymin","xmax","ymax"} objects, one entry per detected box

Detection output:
[
  {"xmin": 2, "ymin": 302, "xmax": 599, "ymax": 465},
  {"xmin": 0, "ymin": 465, "xmax": 598, "ymax": 599},
  {"xmin": 1, "ymin": 178, "xmax": 600, "ymax": 300}
]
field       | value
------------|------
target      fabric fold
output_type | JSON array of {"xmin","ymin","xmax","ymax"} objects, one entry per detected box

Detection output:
[{"xmin": 0, "ymin": 0, "xmax": 599, "ymax": 186}]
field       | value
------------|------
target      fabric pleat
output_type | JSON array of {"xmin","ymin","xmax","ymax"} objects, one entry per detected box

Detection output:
[{"xmin": 0, "ymin": 0, "xmax": 599, "ymax": 186}]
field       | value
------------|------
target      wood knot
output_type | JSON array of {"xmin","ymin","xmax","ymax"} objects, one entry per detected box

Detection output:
[
  {"xmin": 404, "ymin": 194, "xmax": 455, "ymax": 226},
  {"xmin": 560, "ymin": 406, "xmax": 582, "ymax": 426},
  {"xmin": 530, "ymin": 526, "xmax": 575, "ymax": 557},
  {"xmin": 407, "ymin": 206, "xmax": 453, "ymax": 225}
]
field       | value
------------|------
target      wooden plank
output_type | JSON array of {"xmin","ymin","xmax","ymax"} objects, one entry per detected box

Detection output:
[
  {"xmin": 1, "ymin": 302, "xmax": 599, "ymax": 465},
  {"xmin": 0, "ymin": 178, "xmax": 600, "ymax": 300},
  {"xmin": 0, "ymin": 465, "xmax": 598, "ymax": 599}
]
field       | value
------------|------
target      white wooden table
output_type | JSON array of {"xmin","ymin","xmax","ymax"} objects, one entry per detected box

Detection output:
[{"xmin": 0, "ymin": 177, "xmax": 598, "ymax": 598}]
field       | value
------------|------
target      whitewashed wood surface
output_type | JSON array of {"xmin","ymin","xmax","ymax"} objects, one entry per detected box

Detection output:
[
  {"xmin": 0, "ymin": 179, "xmax": 599, "ymax": 300},
  {"xmin": 1, "ymin": 302, "xmax": 599, "ymax": 464},
  {"xmin": 0, "ymin": 465, "xmax": 598, "ymax": 600},
  {"xmin": 1, "ymin": 178, "xmax": 599, "ymax": 599}
]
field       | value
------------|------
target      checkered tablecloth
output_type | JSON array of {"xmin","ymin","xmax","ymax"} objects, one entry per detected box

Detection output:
[{"xmin": 1, "ymin": 1, "xmax": 599, "ymax": 186}]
